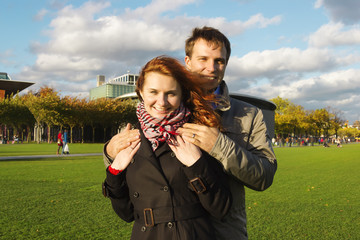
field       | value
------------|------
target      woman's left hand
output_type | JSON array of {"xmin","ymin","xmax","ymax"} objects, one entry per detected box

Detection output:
[
  {"xmin": 111, "ymin": 139, "xmax": 141, "ymax": 171},
  {"xmin": 168, "ymin": 135, "xmax": 202, "ymax": 167}
]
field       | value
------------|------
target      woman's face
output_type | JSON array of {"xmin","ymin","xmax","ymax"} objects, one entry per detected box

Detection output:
[{"xmin": 139, "ymin": 72, "xmax": 182, "ymax": 119}]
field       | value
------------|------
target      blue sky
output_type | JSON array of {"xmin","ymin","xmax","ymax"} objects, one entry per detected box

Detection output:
[{"xmin": 1, "ymin": 0, "xmax": 360, "ymax": 124}]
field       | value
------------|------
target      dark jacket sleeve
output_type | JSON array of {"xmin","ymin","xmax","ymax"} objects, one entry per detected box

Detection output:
[
  {"xmin": 182, "ymin": 152, "xmax": 232, "ymax": 220},
  {"xmin": 104, "ymin": 168, "xmax": 134, "ymax": 222}
]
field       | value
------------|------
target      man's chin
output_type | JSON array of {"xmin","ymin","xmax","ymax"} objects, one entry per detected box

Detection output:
[{"xmin": 201, "ymin": 82, "xmax": 220, "ymax": 92}]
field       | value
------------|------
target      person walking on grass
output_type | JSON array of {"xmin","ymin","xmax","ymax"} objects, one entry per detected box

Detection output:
[{"xmin": 57, "ymin": 130, "xmax": 63, "ymax": 155}]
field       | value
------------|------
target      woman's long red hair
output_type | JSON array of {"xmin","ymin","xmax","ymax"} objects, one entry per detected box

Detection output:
[{"xmin": 136, "ymin": 56, "xmax": 222, "ymax": 129}]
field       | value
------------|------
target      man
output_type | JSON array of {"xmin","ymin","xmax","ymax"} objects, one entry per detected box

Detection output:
[
  {"xmin": 103, "ymin": 27, "xmax": 277, "ymax": 239},
  {"xmin": 62, "ymin": 129, "xmax": 68, "ymax": 154}
]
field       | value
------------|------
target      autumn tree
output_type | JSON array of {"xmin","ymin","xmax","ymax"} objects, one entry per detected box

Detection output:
[
  {"xmin": 326, "ymin": 106, "xmax": 345, "ymax": 138},
  {"xmin": 353, "ymin": 120, "xmax": 360, "ymax": 129},
  {"xmin": 23, "ymin": 87, "xmax": 61, "ymax": 143},
  {"xmin": 0, "ymin": 94, "xmax": 35, "ymax": 142},
  {"xmin": 270, "ymin": 96, "xmax": 306, "ymax": 137},
  {"xmin": 110, "ymin": 98, "xmax": 137, "ymax": 135},
  {"xmin": 60, "ymin": 96, "xmax": 82, "ymax": 143}
]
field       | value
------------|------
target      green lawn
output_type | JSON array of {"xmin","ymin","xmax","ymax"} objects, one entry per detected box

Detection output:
[
  {"xmin": 247, "ymin": 144, "xmax": 360, "ymax": 239},
  {"xmin": 0, "ymin": 143, "xmax": 359, "ymax": 239},
  {"xmin": 0, "ymin": 143, "xmax": 103, "ymax": 156}
]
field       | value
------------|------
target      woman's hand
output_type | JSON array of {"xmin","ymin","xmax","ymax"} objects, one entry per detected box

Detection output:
[
  {"xmin": 111, "ymin": 139, "xmax": 141, "ymax": 171},
  {"xmin": 168, "ymin": 135, "xmax": 202, "ymax": 167}
]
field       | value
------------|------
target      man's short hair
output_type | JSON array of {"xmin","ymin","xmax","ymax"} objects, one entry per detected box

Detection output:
[{"xmin": 185, "ymin": 26, "xmax": 231, "ymax": 64}]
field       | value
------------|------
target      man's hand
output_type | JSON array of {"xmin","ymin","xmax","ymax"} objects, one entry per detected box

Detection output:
[
  {"xmin": 106, "ymin": 123, "xmax": 141, "ymax": 159},
  {"xmin": 177, "ymin": 123, "xmax": 219, "ymax": 153}
]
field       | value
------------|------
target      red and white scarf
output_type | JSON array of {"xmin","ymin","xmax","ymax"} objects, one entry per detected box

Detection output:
[{"xmin": 136, "ymin": 102, "xmax": 191, "ymax": 151}]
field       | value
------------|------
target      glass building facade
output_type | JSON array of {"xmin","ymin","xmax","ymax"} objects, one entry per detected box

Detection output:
[{"xmin": 89, "ymin": 73, "xmax": 138, "ymax": 100}]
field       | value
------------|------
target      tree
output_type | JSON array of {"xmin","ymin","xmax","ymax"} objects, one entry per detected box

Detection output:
[
  {"xmin": 353, "ymin": 120, "xmax": 360, "ymax": 129},
  {"xmin": 326, "ymin": 106, "xmax": 345, "ymax": 138},
  {"xmin": 23, "ymin": 87, "xmax": 61, "ymax": 143},
  {"xmin": 61, "ymin": 96, "xmax": 82, "ymax": 143},
  {"xmin": 308, "ymin": 108, "xmax": 331, "ymax": 137},
  {"xmin": 271, "ymin": 96, "xmax": 306, "ymax": 137},
  {"xmin": 0, "ymin": 94, "xmax": 35, "ymax": 142}
]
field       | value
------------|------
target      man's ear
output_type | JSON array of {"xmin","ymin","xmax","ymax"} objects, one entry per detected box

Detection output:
[{"xmin": 184, "ymin": 56, "xmax": 191, "ymax": 70}]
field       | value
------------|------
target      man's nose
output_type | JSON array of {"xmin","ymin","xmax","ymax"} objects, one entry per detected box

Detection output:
[{"xmin": 205, "ymin": 60, "xmax": 216, "ymax": 72}]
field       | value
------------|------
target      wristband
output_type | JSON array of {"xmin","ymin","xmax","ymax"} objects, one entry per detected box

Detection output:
[{"xmin": 108, "ymin": 165, "xmax": 123, "ymax": 175}]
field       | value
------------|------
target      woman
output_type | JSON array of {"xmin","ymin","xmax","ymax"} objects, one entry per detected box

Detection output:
[
  {"xmin": 57, "ymin": 130, "xmax": 63, "ymax": 155},
  {"xmin": 103, "ymin": 56, "xmax": 231, "ymax": 239}
]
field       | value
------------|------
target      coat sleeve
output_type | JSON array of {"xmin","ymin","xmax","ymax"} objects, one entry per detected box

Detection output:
[
  {"xmin": 103, "ymin": 141, "xmax": 113, "ymax": 168},
  {"xmin": 182, "ymin": 153, "xmax": 232, "ymax": 220},
  {"xmin": 103, "ymin": 168, "xmax": 134, "ymax": 222},
  {"xmin": 210, "ymin": 108, "xmax": 277, "ymax": 191}
]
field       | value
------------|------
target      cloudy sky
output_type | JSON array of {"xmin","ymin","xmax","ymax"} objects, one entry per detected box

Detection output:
[{"xmin": 1, "ymin": 0, "xmax": 360, "ymax": 124}]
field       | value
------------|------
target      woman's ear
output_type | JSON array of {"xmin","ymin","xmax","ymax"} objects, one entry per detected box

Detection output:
[{"xmin": 139, "ymin": 90, "xmax": 144, "ymax": 100}]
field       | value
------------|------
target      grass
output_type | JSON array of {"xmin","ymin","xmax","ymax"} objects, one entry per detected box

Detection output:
[
  {"xmin": 0, "ymin": 143, "xmax": 103, "ymax": 156},
  {"xmin": 0, "ymin": 155, "xmax": 132, "ymax": 240},
  {"xmin": 0, "ymin": 143, "xmax": 359, "ymax": 239},
  {"xmin": 246, "ymin": 143, "xmax": 360, "ymax": 239}
]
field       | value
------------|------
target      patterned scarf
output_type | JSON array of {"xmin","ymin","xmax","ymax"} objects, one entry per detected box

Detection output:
[{"xmin": 136, "ymin": 102, "xmax": 191, "ymax": 151}]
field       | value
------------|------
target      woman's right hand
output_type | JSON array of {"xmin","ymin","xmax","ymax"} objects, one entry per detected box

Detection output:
[
  {"xmin": 111, "ymin": 139, "xmax": 141, "ymax": 171},
  {"xmin": 169, "ymin": 135, "xmax": 202, "ymax": 167}
]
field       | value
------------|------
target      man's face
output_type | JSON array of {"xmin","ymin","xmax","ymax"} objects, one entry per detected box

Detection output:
[{"xmin": 185, "ymin": 38, "xmax": 227, "ymax": 91}]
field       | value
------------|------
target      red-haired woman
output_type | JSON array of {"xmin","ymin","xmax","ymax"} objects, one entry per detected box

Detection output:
[{"xmin": 103, "ymin": 56, "xmax": 231, "ymax": 240}]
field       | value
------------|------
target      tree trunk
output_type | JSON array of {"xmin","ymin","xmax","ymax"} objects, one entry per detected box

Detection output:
[
  {"xmin": 27, "ymin": 126, "xmax": 31, "ymax": 143},
  {"xmin": 81, "ymin": 126, "xmax": 84, "ymax": 143},
  {"xmin": 47, "ymin": 124, "xmax": 51, "ymax": 143},
  {"xmin": 70, "ymin": 126, "xmax": 73, "ymax": 144},
  {"xmin": 92, "ymin": 126, "xmax": 95, "ymax": 143}
]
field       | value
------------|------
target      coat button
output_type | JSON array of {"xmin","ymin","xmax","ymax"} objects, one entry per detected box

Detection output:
[
  {"xmin": 163, "ymin": 186, "xmax": 169, "ymax": 192},
  {"xmin": 131, "ymin": 159, "xmax": 135, "ymax": 163},
  {"xmin": 141, "ymin": 226, "xmax": 146, "ymax": 232},
  {"xmin": 133, "ymin": 192, "xmax": 139, "ymax": 198},
  {"xmin": 167, "ymin": 222, "xmax": 173, "ymax": 228},
  {"xmin": 170, "ymin": 152, "xmax": 175, "ymax": 157}
]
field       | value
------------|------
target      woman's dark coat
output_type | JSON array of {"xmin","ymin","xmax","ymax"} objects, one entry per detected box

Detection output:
[{"xmin": 103, "ymin": 124, "xmax": 232, "ymax": 240}]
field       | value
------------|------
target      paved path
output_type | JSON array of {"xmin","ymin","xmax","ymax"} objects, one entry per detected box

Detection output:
[{"xmin": 0, "ymin": 153, "xmax": 102, "ymax": 161}]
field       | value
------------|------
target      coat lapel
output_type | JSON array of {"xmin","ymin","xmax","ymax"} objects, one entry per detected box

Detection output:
[{"xmin": 134, "ymin": 122, "xmax": 164, "ymax": 173}]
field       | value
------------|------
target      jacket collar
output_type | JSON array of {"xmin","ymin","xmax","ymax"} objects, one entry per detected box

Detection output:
[
  {"xmin": 215, "ymin": 81, "xmax": 231, "ymax": 112},
  {"xmin": 134, "ymin": 122, "xmax": 171, "ymax": 173}
]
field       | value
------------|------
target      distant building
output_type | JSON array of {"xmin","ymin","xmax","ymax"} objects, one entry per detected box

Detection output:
[
  {"xmin": 89, "ymin": 73, "xmax": 139, "ymax": 100},
  {"xmin": 0, "ymin": 72, "xmax": 34, "ymax": 99}
]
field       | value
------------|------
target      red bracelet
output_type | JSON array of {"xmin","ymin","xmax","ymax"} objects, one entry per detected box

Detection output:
[{"xmin": 108, "ymin": 165, "xmax": 123, "ymax": 175}]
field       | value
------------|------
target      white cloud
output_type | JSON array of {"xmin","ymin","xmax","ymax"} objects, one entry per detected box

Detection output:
[
  {"xmin": 19, "ymin": 0, "xmax": 282, "ymax": 87},
  {"xmin": 243, "ymin": 13, "xmax": 282, "ymax": 28},
  {"xmin": 34, "ymin": 8, "xmax": 49, "ymax": 21},
  {"xmin": 230, "ymin": 69, "xmax": 360, "ymax": 119},
  {"xmin": 314, "ymin": 0, "xmax": 360, "ymax": 24},
  {"xmin": 226, "ymin": 47, "xmax": 357, "ymax": 86},
  {"xmin": 308, "ymin": 22, "xmax": 360, "ymax": 47}
]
